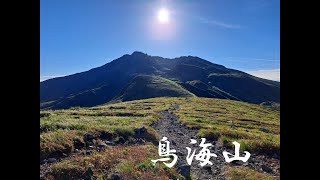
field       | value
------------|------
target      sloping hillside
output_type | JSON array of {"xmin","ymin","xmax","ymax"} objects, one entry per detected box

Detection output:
[
  {"xmin": 113, "ymin": 75, "xmax": 195, "ymax": 102},
  {"xmin": 40, "ymin": 52, "xmax": 280, "ymax": 109}
]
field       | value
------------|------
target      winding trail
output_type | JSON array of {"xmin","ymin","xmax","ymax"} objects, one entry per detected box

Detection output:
[{"xmin": 152, "ymin": 105, "xmax": 226, "ymax": 180}]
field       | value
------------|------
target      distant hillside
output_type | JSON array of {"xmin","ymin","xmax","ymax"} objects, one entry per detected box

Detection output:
[
  {"xmin": 113, "ymin": 75, "xmax": 195, "ymax": 102},
  {"xmin": 40, "ymin": 51, "xmax": 280, "ymax": 109}
]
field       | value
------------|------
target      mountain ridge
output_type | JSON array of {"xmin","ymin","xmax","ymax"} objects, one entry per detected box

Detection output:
[{"xmin": 40, "ymin": 51, "xmax": 280, "ymax": 109}]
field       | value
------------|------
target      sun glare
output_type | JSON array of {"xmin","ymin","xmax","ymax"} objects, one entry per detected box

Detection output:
[{"xmin": 157, "ymin": 8, "xmax": 169, "ymax": 23}]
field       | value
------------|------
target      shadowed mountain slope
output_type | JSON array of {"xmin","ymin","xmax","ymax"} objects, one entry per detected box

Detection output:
[{"xmin": 40, "ymin": 51, "xmax": 279, "ymax": 109}]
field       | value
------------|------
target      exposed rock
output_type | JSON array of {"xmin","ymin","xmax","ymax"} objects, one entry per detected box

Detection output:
[
  {"xmin": 152, "ymin": 107, "xmax": 226, "ymax": 180},
  {"xmin": 177, "ymin": 164, "xmax": 191, "ymax": 178},
  {"xmin": 98, "ymin": 142, "xmax": 107, "ymax": 148},
  {"xmin": 136, "ymin": 138, "xmax": 146, "ymax": 144},
  {"xmin": 40, "ymin": 175, "xmax": 45, "ymax": 180},
  {"xmin": 177, "ymin": 132, "xmax": 184, "ymax": 136},
  {"xmin": 231, "ymin": 160, "xmax": 243, "ymax": 166},
  {"xmin": 83, "ymin": 167, "xmax": 94, "ymax": 180},
  {"xmin": 117, "ymin": 136, "xmax": 126, "ymax": 144},
  {"xmin": 134, "ymin": 127, "xmax": 147, "ymax": 137},
  {"xmin": 100, "ymin": 131, "xmax": 113, "ymax": 140},
  {"xmin": 105, "ymin": 140, "xmax": 115, "ymax": 146},
  {"xmin": 86, "ymin": 150, "xmax": 93, "ymax": 155},
  {"xmin": 177, "ymin": 152, "xmax": 184, "ymax": 156},
  {"xmin": 74, "ymin": 138, "xmax": 85, "ymax": 149},
  {"xmin": 86, "ymin": 141, "xmax": 94, "ymax": 147},
  {"xmin": 171, "ymin": 140, "xmax": 176, "ymax": 145},
  {"xmin": 261, "ymin": 164, "xmax": 273, "ymax": 173},
  {"xmin": 272, "ymin": 153, "xmax": 280, "ymax": 159},
  {"xmin": 84, "ymin": 133, "xmax": 95, "ymax": 142},
  {"xmin": 110, "ymin": 173, "xmax": 123, "ymax": 180},
  {"xmin": 259, "ymin": 128, "xmax": 270, "ymax": 133},
  {"xmin": 48, "ymin": 158, "xmax": 57, "ymax": 163},
  {"xmin": 203, "ymin": 166, "xmax": 212, "ymax": 173},
  {"xmin": 126, "ymin": 136, "xmax": 135, "ymax": 144}
]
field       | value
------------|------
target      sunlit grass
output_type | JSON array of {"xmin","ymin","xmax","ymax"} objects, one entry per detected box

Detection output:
[
  {"xmin": 41, "ymin": 97, "xmax": 279, "ymax": 179},
  {"xmin": 46, "ymin": 145, "xmax": 183, "ymax": 180},
  {"xmin": 40, "ymin": 98, "xmax": 174, "ymax": 160},
  {"xmin": 224, "ymin": 166, "xmax": 277, "ymax": 180},
  {"xmin": 173, "ymin": 97, "xmax": 280, "ymax": 155}
]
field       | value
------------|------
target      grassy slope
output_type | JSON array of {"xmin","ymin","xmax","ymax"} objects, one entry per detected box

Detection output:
[
  {"xmin": 114, "ymin": 75, "xmax": 195, "ymax": 102},
  {"xmin": 47, "ymin": 145, "xmax": 182, "ymax": 180},
  {"xmin": 40, "ymin": 97, "xmax": 279, "ymax": 179},
  {"xmin": 207, "ymin": 73, "xmax": 280, "ymax": 103},
  {"xmin": 224, "ymin": 166, "xmax": 275, "ymax": 180},
  {"xmin": 174, "ymin": 98, "xmax": 280, "ymax": 155},
  {"xmin": 182, "ymin": 80, "xmax": 239, "ymax": 100},
  {"xmin": 40, "ymin": 99, "xmax": 172, "ymax": 160}
]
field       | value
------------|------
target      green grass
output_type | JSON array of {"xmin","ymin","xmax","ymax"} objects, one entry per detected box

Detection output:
[
  {"xmin": 46, "ymin": 145, "xmax": 183, "ymax": 180},
  {"xmin": 173, "ymin": 98, "xmax": 280, "ymax": 155},
  {"xmin": 40, "ymin": 98, "xmax": 280, "ymax": 157},
  {"xmin": 41, "ymin": 97, "xmax": 279, "ymax": 179},
  {"xmin": 224, "ymin": 166, "xmax": 277, "ymax": 180},
  {"xmin": 40, "ymin": 98, "xmax": 175, "ymax": 160},
  {"xmin": 114, "ymin": 75, "xmax": 195, "ymax": 102},
  {"xmin": 41, "ymin": 98, "xmax": 190, "ymax": 158},
  {"xmin": 40, "ymin": 130, "xmax": 83, "ymax": 160}
]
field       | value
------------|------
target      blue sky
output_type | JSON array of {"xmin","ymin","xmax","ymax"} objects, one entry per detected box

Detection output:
[{"xmin": 40, "ymin": 0, "xmax": 280, "ymax": 81}]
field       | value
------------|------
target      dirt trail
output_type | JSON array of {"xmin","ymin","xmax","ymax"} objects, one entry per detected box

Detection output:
[
  {"xmin": 152, "ymin": 105, "xmax": 226, "ymax": 180},
  {"xmin": 152, "ymin": 104, "xmax": 280, "ymax": 180},
  {"xmin": 41, "ymin": 104, "xmax": 280, "ymax": 179}
]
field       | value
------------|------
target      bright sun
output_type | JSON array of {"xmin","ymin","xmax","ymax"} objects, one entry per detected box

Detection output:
[{"xmin": 157, "ymin": 8, "xmax": 169, "ymax": 23}]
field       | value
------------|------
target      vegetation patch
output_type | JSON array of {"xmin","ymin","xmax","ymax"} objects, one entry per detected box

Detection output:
[
  {"xmin": 224, "ymin": 166, "xmax": 276, "ymax": 180},
  {"xmin": 40, "ymin": 97, "xmax": 280, "ymax": 179},
  {"xmin": 46, "ymin": 145, "xmax": 183, "ymax": 180},
  {"xmin": 172, "ymin": 98, "xmax": 280, "ymax": 155},
  {"xmin": 40, "ymin": 99, "xmax": 172, "ymax": 160}
]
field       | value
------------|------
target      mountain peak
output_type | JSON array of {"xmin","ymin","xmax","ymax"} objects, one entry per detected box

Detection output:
[
  {"xmin": 40, "ymin": 52, "xmax": 280, "ymax": 109},
  {"xmin": 131, "ymin": 51, "xmax": 147, "ymax": 56}
]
